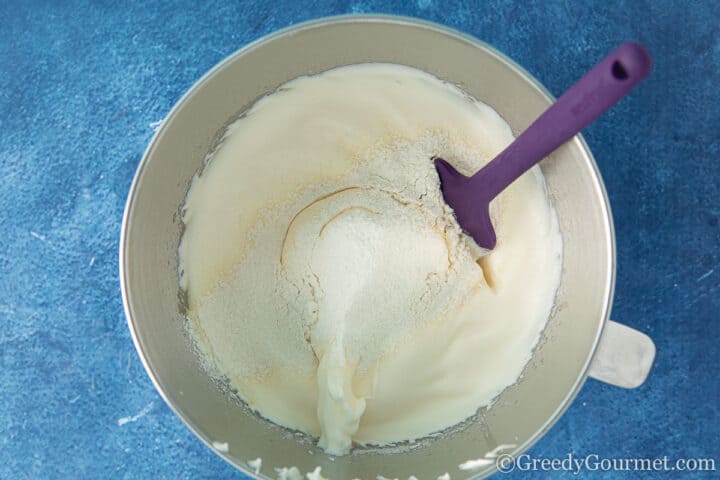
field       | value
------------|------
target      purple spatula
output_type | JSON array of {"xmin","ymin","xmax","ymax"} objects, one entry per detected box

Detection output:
[{"xmin": 435, "ymin": 42, "xmax": 652, "ymax": 250}]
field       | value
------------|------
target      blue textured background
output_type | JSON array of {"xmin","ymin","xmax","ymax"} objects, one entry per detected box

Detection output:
[{"xmin": 1, "ymin": 1, "xmax": 718, "ymax": 479}]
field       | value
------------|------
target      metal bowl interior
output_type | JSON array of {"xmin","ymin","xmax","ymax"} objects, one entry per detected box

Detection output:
[{"xmin": 120, "ymin": 15, "xmax": 614, "ymax": 480}]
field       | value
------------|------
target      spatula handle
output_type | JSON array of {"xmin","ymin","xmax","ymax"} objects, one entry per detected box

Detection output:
[{"xmin": 475, "ymin": 42, "xmax": 652, "ymax": 198}]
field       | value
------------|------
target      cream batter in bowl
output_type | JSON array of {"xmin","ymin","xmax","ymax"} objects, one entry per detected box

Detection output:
[
  {"xmin": 121, "ymin": 15, "xmax": 654, "ymax": 480},
  {"xmin": 180, "ymin": 63, "xmax": 564, "ymax": 457}
]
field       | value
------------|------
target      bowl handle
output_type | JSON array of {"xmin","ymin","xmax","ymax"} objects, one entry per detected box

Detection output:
[{"xmin": 587, "ymin": 320, "xmax": 656, "ymax": 388}]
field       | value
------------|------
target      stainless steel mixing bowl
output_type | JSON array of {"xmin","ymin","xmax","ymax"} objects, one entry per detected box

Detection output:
[{"xmin": 120, "ymin": 15, "xmax": 655, "ymax": 479}]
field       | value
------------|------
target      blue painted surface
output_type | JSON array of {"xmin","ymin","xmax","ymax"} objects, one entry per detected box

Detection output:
[{"xmin": 0, "ymin": 1, "xmax": 718, "ymax": 478}]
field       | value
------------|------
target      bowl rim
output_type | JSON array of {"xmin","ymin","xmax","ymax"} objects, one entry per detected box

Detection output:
[{"xmin": 119, "ymin": 13, "xmax": 616, "ymax": 479}]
